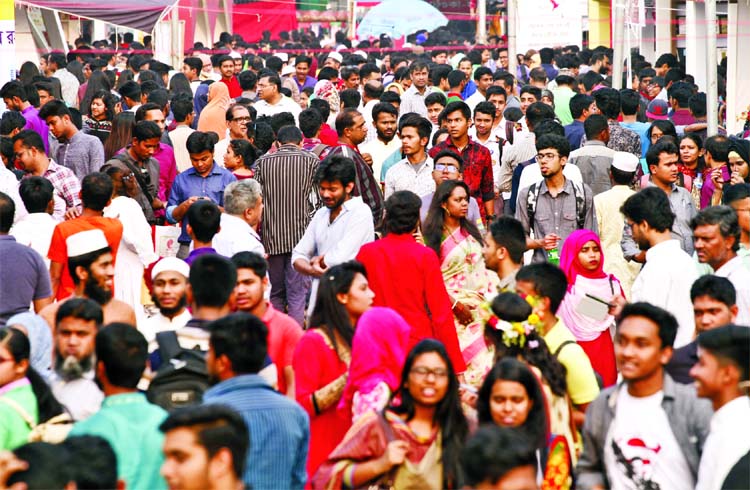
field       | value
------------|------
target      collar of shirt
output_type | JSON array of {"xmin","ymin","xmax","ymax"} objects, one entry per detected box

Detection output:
[
  {"xmin": 538, "ymin": 177, "xmax": 574, "ymax": 196},
  {"xmin": 0, "ymin": 377, "xmax": 30, "ymax": 396},
  {"xmin": 44, "ymin": 159, "xmax": 64, "ymax": 176},
  {"xmin": 0, "ymin": 235, "xmax": 16, "ymax": 243},
  {"xmin": 711, "ymin": 396, "xmax": 750, "ymax": 431},
  {"xmin": 222, "ymin": 213, "xmax": 260, "ymax": 240},
  {"xmin": 583, "ymin": 140, "xmax": 607, "ymax": 148},
  {"xmin": 153, "ymin": 309, "xmax": 192, "ymax": 326},
  {"xmin": 338, "ymin": 141, "xmax": 362, "ymax": 154},
  {"xmin": 21, "ymin": 105, "xmax": 38, "ymax": 117},
  {"xmin": 444, "ymin": 137, "xmax": 478, "ymax": 153},
  {"xmin": 715, "ymin": 255, "xmax": 745, "ymax": 276},
  {"xmin": 261, "ymin": 302, "xmax": 280, "ymax": 324},
  {"xmin": 645, "ymin": 239, "xmax": 682, "ymax": 262},
  {"xmin": 404, "ymin": 85, "xmax": 431, "ymax": 97},
  {"xmin": 101, "ymin": 391, "xmax": 148, "ymax": 408},
  {"xmin": 186, "ymin": 163, "xmax": 222, "ymax": 177},
  {"xmin": 205, "ymin": 373, "xmax": 272, "ymax": 397}
]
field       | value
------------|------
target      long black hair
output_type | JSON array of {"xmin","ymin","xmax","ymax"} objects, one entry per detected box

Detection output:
[
  {"xmin": 80, "ymin": 71, "xmax": 113, "ymax": 117},
  {"xmin": 0, "ymin": 328, "xmax": 65, "ymax": 422},
  {"xmin": 484, "ymin": 293, "xmax": 568, "ymax": 397},
  {"xmin": 423, "ymin": 180, "xmax": 483, "ymax": 258},
  {"xmin": 229, "ymin": 139, "xmax": 261, "ymax": 170},
  {"xmin": 476, "ymin": 358, "xmax": 548, "ymax": 450},
  {"xmin": 389, "ymin": 339, "xmax": 468, "ymax": 489},
  {"xmin": 308, "ymin": 261, "xmax": 366, "ymax": 355}
]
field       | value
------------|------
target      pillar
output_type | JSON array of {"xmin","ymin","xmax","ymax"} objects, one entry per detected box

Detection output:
[
  {"xmin": 654, "ymin": 0, "xmax": 672, "ymax": 56},
  {"xmin": 725, "ymin": 1, "xmax": 750, "ymax": 134},
  {"xmin": 588, "ymin": 0, "xmax": 611, "ymax": 48},
  {"xmin": 685, "ymin": 0, "xmax": 707, "ymax": 92}
]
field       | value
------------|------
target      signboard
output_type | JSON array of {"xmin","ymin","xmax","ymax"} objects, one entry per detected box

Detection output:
[
  {"xmin": 516, "ymin": 0, "xmax": 586, "ymax": 52},
  {"xmin": 0, "ymin": 0, "xmax": 14, "ymax": 112}
]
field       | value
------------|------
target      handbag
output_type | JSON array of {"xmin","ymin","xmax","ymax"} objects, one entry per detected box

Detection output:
[{"xmin": 1, "ymin": 397, "xmax": 74, "ymax": 443}]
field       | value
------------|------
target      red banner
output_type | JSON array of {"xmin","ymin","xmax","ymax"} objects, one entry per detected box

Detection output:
[{"xmin": 232, "ymin": 1, "xmax": 299, "ymax": 43}]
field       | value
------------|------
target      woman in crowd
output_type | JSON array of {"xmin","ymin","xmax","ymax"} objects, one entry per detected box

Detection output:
[
  {"xmin": 557, "ymin": 229, "xmax": 622, "ymax": 387},
  {"xmin": 647, "ymin": 119, "xmax": 677, "ymax": 147},
  {"xmin": 293, "ymin": 261, "xmax": 375, "ymax": 479},
  {"xmin": 223, "ymin": 139, "xmax": 259, "ymax": 180},
  {"xmin": 387, "ymin": 66, "xmax": 411, "ymax": 95},
  {"xmin": 300, "ymin": 87, "xmax": 314, "ymax": 110},
  {"xmin": 679, "ymin": 133, "xmax": 705, "ymax": 207},
  {"xmin": 17, "ymin": 62, "xmax": 40, "ymax": 87},
  {"xmin": 79, "ymin": 71, "xmax": 113, "ymax": 122},
  {"xmin": 314, "ymin": 339, "xmax": 469, "ymax": 490},
  {"xmin": 197, "ymin": 82, "xmax": 231, "ymax": 141},
  {"xmin": 104, "ymin": 112, "xmax": 135, "ymax": 160},
  {"xmin": 103, "ymin": 166, "xmax": 159, "ymax": 326},
  {"xmin": 483, "ymin": 292, "xmax": 577, "ymax": 489},
  {"xmin": 82, "ymin": 90, "xmax": 118, "ymax": 145},
  {"xmin": 167, "ymin": 72, "xmax": 193, "ymax": 98},
  {"xmin": 338, "ymin": 306, "xmax": 411, "ymax": 423},
  {"xmin": 0, "ymin": 328, "xmax": 65, "ymax": 450},
  {"xmin": 313, "ymin": 80, "xmax": 341, "ymax": 127},
  {"xmin": 424, "ymin": 181, "xmax": 498, "ymax": 389},
  {"xmin": 728, "ymin": 137, "xmax": 750, "ymax": 184}
]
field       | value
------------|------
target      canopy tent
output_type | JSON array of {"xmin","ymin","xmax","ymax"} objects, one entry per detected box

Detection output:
[{"xmin": 15, "ymin": 0, "xmax": 178, "ymax": 33}]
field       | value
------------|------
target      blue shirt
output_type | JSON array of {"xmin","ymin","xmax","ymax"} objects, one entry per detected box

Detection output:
[
  {"xmin": 564, "ymin": 120, "xmax": 585, "ymax": 151},
  {"xmin": 166, "ymin": 163, "xmax": 236, "ymax": 243},
  {"xmin": 203, "ymin": 374, "xmax": 310, "ymax": 490}
]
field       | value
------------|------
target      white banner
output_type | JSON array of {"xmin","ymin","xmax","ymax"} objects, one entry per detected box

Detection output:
[
  {"xmin": 516, "ymin": 0, "xmax": 587, "ymax": 52},
  {"xmin": 0, "ymin": 0, "xmax": 15, "ymax": 112}
]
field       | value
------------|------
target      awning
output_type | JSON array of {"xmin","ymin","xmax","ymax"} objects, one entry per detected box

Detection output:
[{"xmin": 15, "ymin": 0, "xmax": 178, "ymax": 33}]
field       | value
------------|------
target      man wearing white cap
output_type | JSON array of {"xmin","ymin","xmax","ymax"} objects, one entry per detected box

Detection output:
[
  {"xmin": 141, "ymin": 257, "xmax": 192, "ymax": 345},
  {"xmin": 594, "ymin": 151, "xmax": 642, "ymax": 297},
  {"xmin": 324, "ymin": 52, "xmax": 343, "ymax": 71},
  {"xmin": 41, "ymin": 228, "xmax": 136, "ymax": 329}
]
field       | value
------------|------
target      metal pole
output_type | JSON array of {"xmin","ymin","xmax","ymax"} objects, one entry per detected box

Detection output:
[
  {"xmin": 706, "ymin": 0, "xmax": 718, "ymax": 136},
  {"xmin": 347, "ymin": 0, "xmax": 356, "ymax": 40},
  {"xmin": 477, "ymin": 0, "xmax": 487, "ymax": 44},
  {"xmin": 507, "ymin": 0, "xmax": 517, "ymax": 79},
  {"xmin": 611, "ymin": 0, "xmax": 625, "ymax": 89}
]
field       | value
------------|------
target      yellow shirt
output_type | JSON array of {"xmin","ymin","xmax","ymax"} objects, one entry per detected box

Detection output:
[{"xmin": 543, "ymin": 318, "xmax": 600, "ymax": 405}]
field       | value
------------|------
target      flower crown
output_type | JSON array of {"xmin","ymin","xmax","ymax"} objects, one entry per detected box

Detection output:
[{"xmin": 480, "ymin": 294, "xmax": 544, "ymax": 349}]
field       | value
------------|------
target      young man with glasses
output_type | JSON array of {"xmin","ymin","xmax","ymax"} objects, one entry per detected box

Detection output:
[{"xmin": 254, "ymin": 73, "xmax": 301, "ymax": 124}]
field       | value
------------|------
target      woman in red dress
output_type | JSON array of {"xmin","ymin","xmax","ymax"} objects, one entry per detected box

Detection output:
[{"xmin": 293, "ymin": 261, "xmax": 375, "ymax": 480}]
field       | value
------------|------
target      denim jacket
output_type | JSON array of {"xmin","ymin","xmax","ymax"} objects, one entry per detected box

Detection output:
[{"xmin": 576, "ymin": 373, "xmax": 713, "ymax": 489}]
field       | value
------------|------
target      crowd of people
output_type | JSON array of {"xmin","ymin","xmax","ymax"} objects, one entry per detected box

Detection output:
[{"xmin": 0, "ymin": 27, "xmax": 749, "ymax": 490}]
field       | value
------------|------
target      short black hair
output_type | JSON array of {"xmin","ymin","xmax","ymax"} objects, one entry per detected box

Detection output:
[
  {"xmin": 646, "ymin": 138, "xmax": 679, "ymax": 168},
  {"xmin": 186, "ymin": 130, "xmax": 216, "ymax": 154},
  {"xmin": 277, "ymin": 125, "xmax": 303, "ymax": 145},
  {"xmin": 619, "ymin": 88, "xmax": 641, "ymax": 116},
  {"xmin": 723, "ymin": 183, "xmax": 750, "ymax": 206},
  {"xmin": 621, "ymin": 187, "xmax": 675, "ymax": 232},
  {"xmin": 38, "ymin": 99, "xmax": 72, "ymax": 120},
  {"xmin": 0, "ymin": 191, "xmax": 12, "ymax": 233},
  {"xmin": 525, "ymin": 102, "xmax": 556, "ymax": 130},
  {"xmin": 135, "ymin": 102, "xmax": 163, "ymax": 123},
  {"xmin": 81, "ymin": 172, "xmax": 113, "ymax": 211},
  {"xmin": 209, "ymin": 313, "xmax": 268, "ymax": 374},
  {"xmin": 592, "ymin": 87, "xmax": 621, "ymax": 119},
  {"xmin": 461, "ymin": 425, "xmax": 537, "ymax": 488},
  {"xmin": 425, "ymin": 92, "xmax": 447, "ymax": 108},
  {"xmin": 379, "ymin": 90, "xmax": 400, "ymax": 107},
  {"xmin": 399, "ymin": 115, "xmax": 432, "ymax": 141},
  {"xmin": 298, "ymin": 108, "xmax": 323, "ymax": 138},
  {"xmin": 363, "ymin": 81, "xmax": 384, "ymax": 101},
  {"xmin": 159, "ymin": 404, "xmax": 250, "ymax": 479},
  {"xmin": 371, "ymin": 102, "xmax": 398, "ymax": 123},
  {"xmin": 171, "ymin": 96, "xmax": 194, "ymax": 123},
  {"xmin": 309, "ymin": 98, "xmax": 330, "ymax": 123},
  {"xmin": 316, "ymin": 154, "xmax": 356, "ymax": 186},
  {"xmin": 335, "ymin": 108, "xmax": 361, "ymax": 136},
  {"xmin": 0, "ymin": 80, "xmax": 28, "ymax": 101},
  {"xmin": 132, "ymin": 120, "xmax": 162, "ymax": 141},
  {"xmin": 569, "ymin": 93, "xmax": 595, "ymax": 119},
  {"xmin": 489, "ymin": 216, "xmax": 526, "ymax": 264},
  {"xmin": 9, "ymin": 442, "xmax": 73, "ymax": 489},
  {"xmin": 697, "ymin": 324, "xmax": 750, "ymax": 381},
  {"xmin": 447, "ymin": 70, "xmax": 466, "ymax": 88},
  {"xmin": 584, "ymin": 113, "xmax": 609, "ymax": 139},
  {"xmin": 186, "ymin": 200, "xmax": 221, "ymax": 243},
  {"xmin": 705, "ymin": 135, "xmax": 730, "ymax": 162},
  {"xmin": 183, "ymin": 56, "xmax": 203, "ymax": 74},
  {"xmin": 690, "ymin": 275, "xmax": 736, "ymax": 307},
  {"xmin": 11, "ymin": 129, "xmax": 46, "ymax": 153},
  {"xmin": 56, "ymin": 297, "xmax": 103, "ymax": 328},
  {"xmin": 231, "ymin": 251, "xmax": 268, "ymax": 278},
  {"xmin": 189, "ymin": 254, "xmax": 237, "ymax": 308},
  {"xmin": 474, "ymin": 101, "xmax": 496, "ymax": 120},
  {"xmin": 516, "ymin": 263, "xmax": 568, "ymax": 314},
  {"xmin": 519, "ymin": 85, "xmax": 542, "ymax": 101},
  {"xmin": 384, "ymin": 190, "xmax": 422, "ymax": 235},
  {"xmin": 690, "ymin": 206, "xmax": 741, "ymax": 252},
  {"xmin": 238, "ymin": 70, "xmax": 257, "ymax": 91},
  {"xmin": 655, "ymin": 53, "xmax": 678, "ymax": 68},
  {"xmin": 96, "ymin": 322, "xmax": 148, "ymax": 388},
  {"xmin": 19, "ymin": 176, "xmax": 54, "ymax": 214},
  {"xmin": 63, "ymin": 436, "xmax": 118, "ymax": 490},
  {"xmin": 0, "ymin": 111, "xmax": 27, "ymax": 135},
  {"xmin": 535, "ymin": 133, "xmax": 570, "ymax": 158},
  {"xmin": 433, "ymin": 149, "xmax": 464, "ymax": 173},
  {"xmin": 618, "ymin": 302, "xmax": 679, "ymax": 349},
  {"xmin": 444, "ymin": 100, "xmax": 471, "ymax": 121},
  {"xmin": 689, "ymin": 92, "xmax": 707, "ymax": 118},
  {"xmin": 431, "ymin": 64, "xmax": 451, "ymax": 87}
]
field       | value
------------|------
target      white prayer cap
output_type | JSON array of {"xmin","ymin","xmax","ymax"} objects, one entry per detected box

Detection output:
[
  {"xmin": 276, "ymin": 52, "xmax": 289, "ymax": 63},
  {"xmin": 611, "ymin": 151, "xmax": 640, "ymax": 173},
  {"xmin": 281, "ymin": 64, "xmax": 295, "ymax": 76},
  {"xmin": 66, "ymin": 229, "xmax": 108, "ymax": 258},
  {"xmin": 327, "ymin": 52, "xmax": 343, "ymax": 64},
  {"xmin": 151, "ymin": 257, "xmax": 190, "ymax": 280}
]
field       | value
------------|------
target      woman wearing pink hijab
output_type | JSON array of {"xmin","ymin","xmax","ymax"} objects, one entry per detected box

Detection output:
[
  {"xmin": 197, "ymin": 82, "xmax": 231, "ymax": 141},
  {"xmin": 558, "ymin": 229, "xmax": 624, "ymax": 387},
  {"xmin": 338, "ymin": 306, "xmax": 411, "ymax": 423}
]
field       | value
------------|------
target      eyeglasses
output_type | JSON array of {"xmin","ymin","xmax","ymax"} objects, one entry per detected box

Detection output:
[
  {"xmin": 231, "ymin": 117, "xmax": 252, "ymax": 123},
  {"xmin": 434, "ymin": 164, "xmax": 459, "ymax": 173},
  {"xmin": 122, "ymin": 173, "xmax": 134, "ymax": 181},
  {"xmin": 536, "ymin": 152, "xmax": 560, "ymax": 161},
  {"xmin": 410, "ymin": 367, "xmax": 449, "ymax": 379},
  {"xmin": 256, "ymin": 83, "xmax": 271, "ymax": 89}
]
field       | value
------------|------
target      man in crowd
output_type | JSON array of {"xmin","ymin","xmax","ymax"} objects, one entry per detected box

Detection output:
[
  {"xmin": 691, "ymin": 206, "xmax": 750, "ymax": 324},
  {"xmin": 167, "ymin": 131, "xmax": 236, "ymax": 259},
  {"xmin": 568, "ymin": 113, "xmax": 615, "ymax": 196},
  {"xmin": 666, "ymin": 275, "xmax": 738, "ymax": 384},
  {"xmin": 181, "ymin": 57, "xmax": 203, "ymax": 94},
  {"xmin": 358, "ymin": 103, "xmax": 400, "ymax": 183},
  {"xmin": 169, "ymin": 95, "xmax": 196, "ymax": 172},
  {"xmin": 212, "ymin": 104, "xmax": 253, "ymax": 165},
  {"xmin": 724, "ymin": 183, "xmax": 750, "ymax": 265},
  {"xmin": 587, "ymin": 88, "xmax": 641, "ymax": 157},
  {"xmin": 39, "ymin": 100, "xmax": 104, "ymax": 181},
  {"xmin": 399, "ymin": 61, "xmax": 432, "ymax": 117},
  {"xmin": 135, "ymin": 103, "xmax": 178, "ymax": 212},
  {"xmin": 482, "ymin": 216, "xmax": 526, "ymax": 292},
  {"xmin": 464, "ymin": 67, "xmax": 495, "ymax": 112},
  {"xmin": 45, "ymin": 52, "xmax": 80, "ymax": 108},
  {"xmin": 384, "ymin": 115, "xmax": 434, "ymax": 199},
  {"xmin": 621, "ymin": 187, "xmax": 699, "ymax": 348},
  {"xmin": 217, "ymin": 55, "xmax": 242, "ymax": 98},
  {"xmin": 160, "ymin": 404, "xmax": 250, "ymax": 490},
  {"xmin": 184, "ymin": 200, "xmax": 221, "ymax": 265},
  {"xmin": 10, "ymin": 177, "xmax": 57, "ymax": 268},
  {"xmin": 0, "ymin": 191, "xmax": 52, "ymax": 326},
  {"xmin": 293, "ymin": 155, "xmax": 373, "ymax": 315},
  {"xmin": 0, "ymin": 80, "xmax": 51, "ymax": 153},
  {"xmin": 213, "ymin": 179, "xmax": 264, "ymax": 258},
  {"xmin": 49, "ymin": 298, "xmax": 104, "ymax": 421},
  {"xmin": 231, "ymin": 251, "xmax": 303, "ymax": 397},
  {"xmin": 142, "ymin": 257, "xmax": 192, "ymax": 344},
  {"xmin": 255, "ymin": 125, "xmax": 318, "ymax": 326},
  {"xmin": 429, "ymin": 101, "xmax": 495, "ymax": 220},
  {"xmin": 254, "ymin": 73, "xmax": 301, "ymax": 123},
  {"xmin": 293, "ymin": 55, "xmax": 317, "ymax": 91},
  {"xmin": 70, "ymin": 323, "xmax": 168, "ymax": 490},
  {"xmin": 577, "ymin": 302, "xmax": 712, "ymax": 490},
  {"xmin": 564, "ymin": 93, "xmax": 596, "ymax": 151},
  {"xmin": 203, "ymin": 313, "xmax": 309, "ymax": 489}
]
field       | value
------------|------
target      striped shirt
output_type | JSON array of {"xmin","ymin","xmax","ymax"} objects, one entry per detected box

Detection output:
[
  {"xmin": 55, "ymin": 130, "xmax": 105, "ymax": 180},
  {"xmin": 255, "ymin": 144, "xmax": 320, "ymax": 255},
  {"xmin": 203, "ymin": 374, "xmax": 310, "ymax": 490}
]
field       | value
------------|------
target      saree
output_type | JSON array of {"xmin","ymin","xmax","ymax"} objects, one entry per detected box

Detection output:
[{"xmin": 440, "ymin": 228, "xmax": 499, "ymax": 389}]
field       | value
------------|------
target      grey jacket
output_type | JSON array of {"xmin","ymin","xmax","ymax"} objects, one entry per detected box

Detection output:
[{"xmin": 576, "ymin": 373, "xmax": 712, "ymax": 489}]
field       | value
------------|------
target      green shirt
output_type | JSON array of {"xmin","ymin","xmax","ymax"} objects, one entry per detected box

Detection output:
[
  {"xmin": 70, "ymin": 392, "xmax": 168, "ymax": 490},
  {"xmin": 0, "ymin": 381, "xmax": 37, "ymax": 450}
]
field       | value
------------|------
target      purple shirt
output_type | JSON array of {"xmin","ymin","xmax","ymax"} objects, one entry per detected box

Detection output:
[
  {"xmin": 21, "ymin": 106, "xmax": 50, "ymax": 154},
  {"xmin": 0, "ymin": 235, "xmax": 52, "ymax": 326},
  {"xmin": 154, "ymin": 142, "xmax": 178, "ymax": 219},
  {"xmin": 700, "ymin": 165, "xmax": 731, "ymax": 209},
  {"xmin": 185, "ymin": 246, "xmax": 218, "ymax": 266}
]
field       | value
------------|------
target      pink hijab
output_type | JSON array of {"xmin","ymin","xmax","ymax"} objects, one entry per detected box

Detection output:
[
  {"xmin": 197, "ymin": 82, "xmax": 230, "ymax": 140},
  {"xmin": 339, "ymin": 307, "xmax": 410, "ymax": 419},
  {"xmin": 559, "ymin": 229, "xmax": 608, "ymax": 287}
]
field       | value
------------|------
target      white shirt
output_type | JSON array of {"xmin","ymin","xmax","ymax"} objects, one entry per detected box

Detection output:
[
  {"xmin": 469, "ymin": 128, "xmax": 503, "ymax": 192},
  {"xmin": 359, "ymin": 137, "xmax": 402, "ymax": 183},
  {"xmin": 52, "ymin": 68, "xmax": 80, "ymax": 108},
  {"xmin": 49, "ymin": 369, "xmax": 104, "ymax": 421},
  {"xmin": 292, "ymin": 196, "xmax": 374, "ymax": 313},
  {"xmin": 714, "ymin": 256, "xmax": 750, "ymax": 326},
  {"xmin": 696, "ymin": 396, "xmax": 750, "ymax": 490},
  {"xmin": 464, "ymin": 90, "xmax": 486, "ymax": 113},
  {"xmin": 384, "ymin": 156, "xmax": 436, "ymax": 199},
  {"xmin": 604, "ymin": 386, "xmax": 694, "ymax": 490},
  {"xmin": 631, "ymin": 240, "xmax": 699, "ymax": 348},
  {"xmin": 169, "ymin": 125, "xmax": 196, "ymax": 172},
  {"xmin": 0, "ymin": 167, "xmax": 26, "ymax": 223},
  {"xmin": 212, "ymin": 131, "xmax": 232, "ymax": 167},
  {"xmin": 10, "ymin": 213, "xmax": 57, "ymax": 268},
  {"xmin": 213, "ymin": 213, "xmax": 265, "ymax": 258},
  {"xmin": 142, "ymin": 309, "xmax": 192, "ymax": 346},
  {"xmin": 254, "ymin": 95, "xmax": 301, "ymax": 124}
]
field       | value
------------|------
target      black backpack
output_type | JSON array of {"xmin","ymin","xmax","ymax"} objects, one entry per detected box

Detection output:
[{"xmin": 146, "ymin": 331, "xmax": 210, "ymax": 410}]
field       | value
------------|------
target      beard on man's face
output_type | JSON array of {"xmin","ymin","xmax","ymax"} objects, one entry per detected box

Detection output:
[
  {"xmin": 55, "ymin": 349, "xmax": 94, "ymax": 381},
  {"xmin": 84, "ymin": 276, "xmax": 112, "ymax": 305},
  {"xmin": 150, "ymin": 293, "xmax": 187, "ymax": 317}
]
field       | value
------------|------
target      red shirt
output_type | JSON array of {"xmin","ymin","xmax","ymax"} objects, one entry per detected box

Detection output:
[
  {"xmin": 429, "ymin": 138, "xmax": 494, "ymax": 214},
  {"xmin": 319, "ymin": 123, "xmax": 339, "ymax": 147},
  {"xmin": 356, "ymin": 233, "xmax": 466, "ymax": 373},
  {"xmin": 261, "ymin": 303, "xmax": 303, "ymax": 395},
  {"xmin": 221, "ymin": 76, "xmax": 242, "ymax": 98}
]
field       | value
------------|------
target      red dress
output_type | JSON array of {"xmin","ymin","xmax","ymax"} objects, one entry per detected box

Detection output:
[{"xmin": 293, "ymin": 329, "xmax": 352, "ymax": 481}]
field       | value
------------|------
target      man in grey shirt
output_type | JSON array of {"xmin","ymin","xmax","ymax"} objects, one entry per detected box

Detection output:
[
  {"xmin": 39, "ymin": 100, "xmax": 104, "ymax": 181},
  {"xmin": 516, "ymin": 133, "xmax": 596, "ymax": 263}
]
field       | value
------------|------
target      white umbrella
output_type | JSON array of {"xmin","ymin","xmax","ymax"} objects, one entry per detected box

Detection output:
[{"xmin": 356, "ymin": 0, "xmax": 449, "ymax": 39}]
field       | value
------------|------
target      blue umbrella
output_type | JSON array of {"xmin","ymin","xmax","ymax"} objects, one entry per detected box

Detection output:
[{"xmin": 356, "ymin": 0, "xmax": 449, "ymax": 39}]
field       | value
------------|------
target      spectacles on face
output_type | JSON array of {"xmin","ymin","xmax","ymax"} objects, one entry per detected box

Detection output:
[
  {"xmin": 122, "ymin": 173, "xmax": 135, "ymax": 181},
  {"xmin": 231, "ymin": 116, "xmax": 251, "ymax": 123},
  {"xmin": 434, "ymin": 164, "xmax": 459, "ymax": 173},
  {"xmin": 536, "ymin": 152, "xmax": 560, "ymax": 161},
  {"xmin": 410, "ymin": 367, "xmax": 449, "ymax": 379},
  {"xmin": 256, "ymin": 83, "xmax": 271, "ymax": 90}
]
